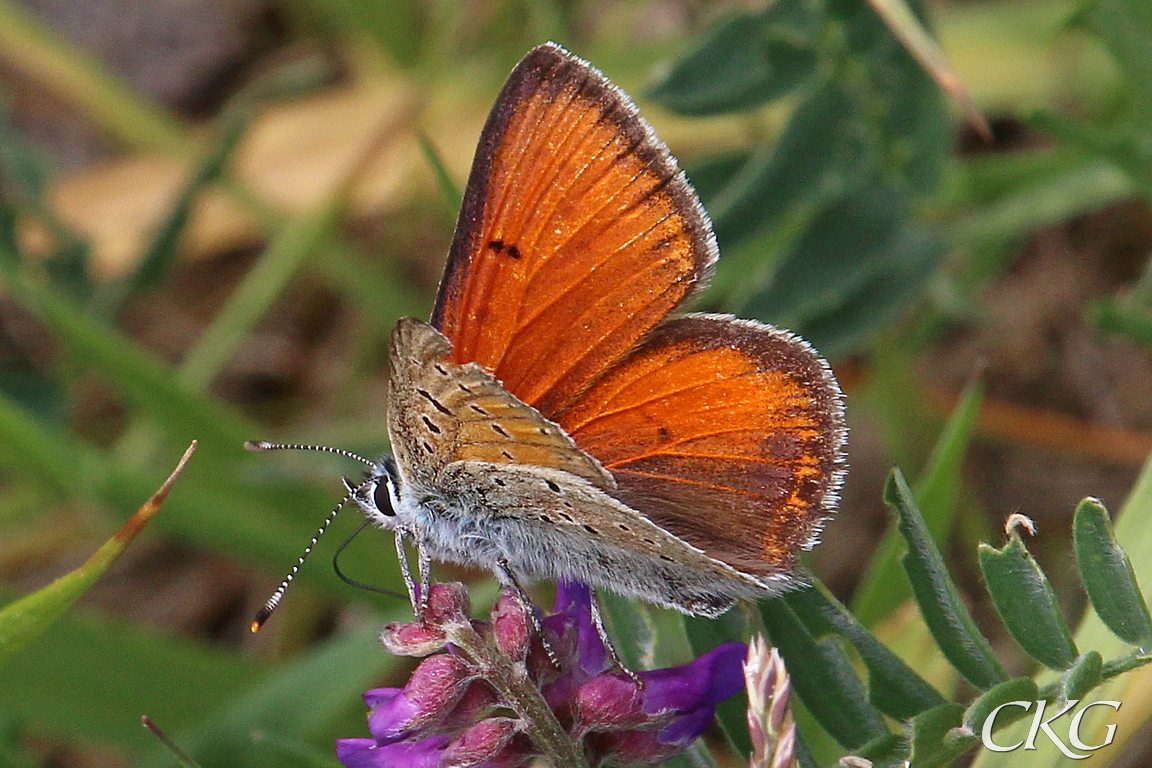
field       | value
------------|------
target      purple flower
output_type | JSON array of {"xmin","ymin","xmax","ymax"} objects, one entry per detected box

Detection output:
[
  {"xmin": 362, "ymin": 655, "xmax": 479, "ymax": 742},
  {"xmin": 336, "ymin": 736, "xmax": 451, "ymax": 768},
  {"xmin": 337, "ymin": 582, "xmax": 747, "ymax": 768}
]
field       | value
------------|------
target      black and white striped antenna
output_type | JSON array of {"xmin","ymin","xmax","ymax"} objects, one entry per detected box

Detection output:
[{"xmin": 245, "ymin": 440, "xmax": 375, "ymax": 632}]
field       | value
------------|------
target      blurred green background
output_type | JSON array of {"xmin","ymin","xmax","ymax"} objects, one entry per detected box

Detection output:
[{"xmin": 1, "ymin": 0, "xmax": 1151, "ymax": 766}]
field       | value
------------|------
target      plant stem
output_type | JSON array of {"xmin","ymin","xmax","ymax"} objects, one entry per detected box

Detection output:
[{"xmin": 447, "ymin": 620, "xmax": 590, "ymax": 768}]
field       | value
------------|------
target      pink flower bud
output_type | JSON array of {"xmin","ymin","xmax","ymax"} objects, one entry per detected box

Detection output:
[
  {"xmin": 407, "ymin": 654, "xmax": 476, "ymax": 712},
  {"xmin": 380, "ymin": 583, "xmax": 473, "ymax": 656},
  {"xmin": 339, "ymin": 582, "xmax": 748, "ymax": 768},
  {"xmin": 441, "ymin": 717, "xmax": 524, "ymax": 768},
  {"xmin": 437, "ymin": 681, "xmax": 500, "ymax": 733},
  {"xmin": 381, "ymin": 620, "xmax": 447, "ymax": 657},
  {"xmin": 492, "ymin": 590, "xmax": 533, "ymax": 662},
  {"xmin": 574, "ymin": 674, "xmax": 649, "ymax": 731},
  {"xmin": 367, "ymin": 654, "xmax": 476, "ymax": 741},
  {"xmin": 425, "ymin": 582, "xmax": 472, "ymax": 627}
]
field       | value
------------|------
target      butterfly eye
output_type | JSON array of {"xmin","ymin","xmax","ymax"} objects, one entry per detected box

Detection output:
[{"xmin": 373, "ymin": 480, "xmax": 395, "ymax": 516}]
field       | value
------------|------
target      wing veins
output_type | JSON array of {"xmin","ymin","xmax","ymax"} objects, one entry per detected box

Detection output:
[
  {"xmin": 609, "ymin": 447, "xmax": 798, "ymax": 468},
  {"xmin": 517, "ymin": 112, "xmax": 627, "ymax": 284},
  {"xmin": 504, "ymin": 147, "xmax": 669, "ymax": 343},
  {"xmin": 511, "ymin": 100, "xmax": 618, "ymax": 290},
  {"xmin": 571, "ymin": 369, "xmax": 764, "ymax": 430},
  {"xmin": 459, "ymin": 72, "xmax": 588, "ymax": 343},
  {"xmin": 612, "ymin": 468, "xmax": 772, "ymax": 499},
  {"xmin": 519, "ymin": 130, "xmax": 660, "ymax": 287},
  {"xmin": 514, "ymin": 276, "xmax": 691, "ymax": 402},
  {"xmin": 511, "ymin": 207, "xmax": 681, "ymax": 342}
]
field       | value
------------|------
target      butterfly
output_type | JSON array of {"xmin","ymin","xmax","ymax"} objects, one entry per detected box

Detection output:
[{"xmin": 252, "ymin": 43, "xmax": 845, "ymax": 628}]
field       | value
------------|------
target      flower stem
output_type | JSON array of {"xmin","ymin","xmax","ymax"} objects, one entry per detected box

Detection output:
[{"xmin": 447, "ymin": 620, "xmax": 590, "ymax": 768}]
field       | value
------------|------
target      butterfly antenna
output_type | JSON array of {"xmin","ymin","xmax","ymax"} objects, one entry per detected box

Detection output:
[
  {"xmin": 333, "ymin": 518, "xmax": 407, "ymax": 599},
  {"xmin": 250, "ymin": 483, "xmax": 360, "ymax": 633},
  {"xmin": 245, "ymin": 440, "xmax": 375, "ymax": 467}
]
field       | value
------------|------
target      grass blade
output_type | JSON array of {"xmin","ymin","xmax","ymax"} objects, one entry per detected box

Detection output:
[{"xmin": 0, "ymin": 442, "xmax": 195, "ymax": 669}]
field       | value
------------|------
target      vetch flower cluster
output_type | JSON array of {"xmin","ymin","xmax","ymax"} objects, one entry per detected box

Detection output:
[{"xmin": 337, "ymin": 581, "xmax": 747, "ymax": 768}]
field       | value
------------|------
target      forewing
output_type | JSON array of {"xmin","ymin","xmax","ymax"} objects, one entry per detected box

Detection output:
[
  {"xmin": 387, "ymin": 317, "xmax": 612, "ymax": 490},
  {"xmin": 431, "ymin": 43, "xmax": 715, "ymax": 418},
  {"xmin": 555, "ymin": 314, "xmax": 846, "ymax": 578}
]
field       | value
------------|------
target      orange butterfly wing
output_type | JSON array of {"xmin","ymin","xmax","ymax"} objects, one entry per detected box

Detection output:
[
  {"xmin": 556, "ymin": 315, "xmax": 845, "ymax": 577},
  {"xmin": 431, "ymin": 43, "xmax": 715, "ymax": 418},
  {"xmin": 432, "ymin": 44, "xmax": 845, "ymax": 578}
]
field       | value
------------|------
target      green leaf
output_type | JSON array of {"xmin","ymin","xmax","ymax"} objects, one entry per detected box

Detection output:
[
  {"xmin": 863, "ymin": 0, "xmax": 986, "ymax": 134},
  {"xmin": 0, "ymin": 189, "xmax": 19, "ymax": 267},
  {"xmin": 1073, "ymin": 497, "xmax": 1152, "ymax": 645},
  {"xmin": 0, "ymin": 444, "xmax": 192, "ymax": 669},
  {"xmin": 744, "ymin": 184, "xmax": 906, "ymax": 325},
  {"xmin": 745, "ymin": 191, "xmax": 945, "ymax": 357},
  {"xmin": 829, "ymin": 0, "xmax": 950, "ymax": 194},
  {"xmin": 783, "ymin": 582, "xmax": 946, "ymax": 720},
  {"xmin": 141, "ymin": 716, "xmax": 205, "ymax": 768},
  {"xmin": 0, "ymin": 0, "xmax": 188, "ymax": 153},
  {"xmin": 962, "ymin": 677, "xmax": 1039, "ymax": 736},
  {"xmin": 417, "ymin": 130, "xmax": 463, "ymax": 229},
  {"xmin": 952, "ymin": 153, "xmax": 1131, "ymax": 259},
  {"xmin": 760, "ymin": 599, "xmax": 890, "ymax": 750},
  {"xmin": 0, "ymin": 92, "xmax": 48, "ymax": 205},
  {"xmin": 886, "ymin": 468, "xmax": 1008, "ymax": 690},
  {"xmin": 1059, "ymin": 651, "xmax": 1103, "ymax": 704},
  {"xmin": 698, "ymin": 0, "xmax": 949, "ymax": 354},
  {"xmin": 1089, "ymin": 296, "xmax": 1152, "ymax": 350},
  {"xmin": 176, "ymin": 197, "xmax": 344, "ymax": 392},
  {"xmin": 0, "ymin": 264, "xmax": 254, "ymax": 467},
  {"xmin": 906, "ymin": 702, "xmax": 965, "ymax": 767},
  {"xmin": 647, "ymin": 0, "xmax": 820, "ymax": 116},
  {"xmin": 854, "ymin": 377, "xmax": 983, "ymax": 625},
  {"xmin": 0, "ymin": 391, "xmax": 85, "ymax": 494},
  {"xmin": 293, "ymin": 0, "xmax": 424, "ymax": 67},
  {"xmin": 0, "ymin": 92, "xmax": 91, "ymax": 297},
  {"xmin": 708, "ymin": 82, "xmax": 876, "ymax": 251},
  {"xmin": 978, "ymin": 524, "xmax": 1078, "ymax": 670},
  {"xmin": 1030, "ymin": 108, "xmax": 1152, "ymax": 200},
  {"xmin": 598, "ymin": 591, "xmax": 657, "ymax": 673},
  {"xmin": 1078, "ymin": 0, "xmax": 1152, "ymax": 120},
  {"xmin": 854, "ymin": 732, "xmax": 911, "ymax": 768},
  {"xmin": 0, "ymin": 601, "xmax": 264, "ymax": 753}
]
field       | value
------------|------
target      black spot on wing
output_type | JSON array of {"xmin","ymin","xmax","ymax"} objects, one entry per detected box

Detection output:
[
  {"xmin": 416, "ymin": 388, "xmax": 452, "ymax": 416},
  {"xmin": 487, "ymin": 239, "xmax": 522, "ymax": 259}
]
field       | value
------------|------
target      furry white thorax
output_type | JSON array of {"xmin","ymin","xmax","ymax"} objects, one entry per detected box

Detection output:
[{"xmin": 375, "ymin": 468, "xmax": 507, "ymax": 573}]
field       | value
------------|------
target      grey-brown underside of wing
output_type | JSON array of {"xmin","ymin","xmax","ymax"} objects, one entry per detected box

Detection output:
[{"xmin": 387, "ymin": 317, "xmax": 613, "ymax": 490}]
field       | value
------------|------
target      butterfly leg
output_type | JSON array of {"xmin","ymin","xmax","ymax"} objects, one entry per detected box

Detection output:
[
  {"xmin": 495, "ymin": 558, "xmax": 561, "ymax": 669},
  {"xmin": 393, "ymin": 529, "xmax": 422, "ymax": 619},
  {"xmin": 588, "ymin": 589, "xmax": 642, "ymax": 686},
  {"xmin": 416, "ymin": 537, "xmax": 433, "ymax": 620}
]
